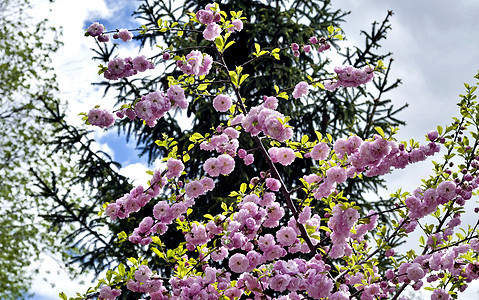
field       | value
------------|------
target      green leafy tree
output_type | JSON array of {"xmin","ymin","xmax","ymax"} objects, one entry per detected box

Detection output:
[{"xmin": 0, "ymin": 0, "xmax": 65, "ymax": 298}]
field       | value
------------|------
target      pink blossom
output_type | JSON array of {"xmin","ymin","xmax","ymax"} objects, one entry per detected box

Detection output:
[
  {"xmin": 167, "ymin": 85, "xmax": 188, "ymax": 109},
  {"xmin": 326, "ymin": 166, "xmax": 347, "ymax": 184},
  {"xmin": 87, "ymin": 22, "xmax": 104, "ymax": 37},
  {"xmin": 185, "ymin": 180, "xmax": 206, "ymax": 198},
  {"xmin": 204, "ymin": 157, "xmax": 221, "ymax": 177},
  {"xmin": 292, "ymin": 81, "xmax": 310, "ymax": 99},
  {"xmin": 277, "ymin": 147, "xmax": 296, "ymax": 166},
  {"xmin": 269, "ymin": 274, "xmax": 291, "ymax": 292},
  {"xmin": 231, "ymin": 19, "xmax": 243, "ymax": 32},
  {"xmin": 196, "ymin": 9, "xmax": 215, "ymax": 24},
  {"xmin": 311, "ymin": 142, "xmax": 330, "ymax": 160},
  {"xmin": 179, "ymin": 50, "xmax": 213, "ymax": 76},
  {"xmin": 153, "ymin": 201, "xmax": 171, "ymax": 221},
  {"xmin": 224, "ymin": 127, "xmax": 239, "ymax": 139},
  {"xmin": 87, "ymin": 108, "xmax": 115, "ymax": 129},
  {"xmin": 210, "ymin": 246, "xmax": 228, "ymax": 261},
  {"xmin": 217, "ymin": 154, "xmax": 235, "ymax": 175},
  {"xmin": 229, "ymin": 253, "xmax": 249, "ymax": 273},
  {"xmin": 437, "ymin": 181, "xmax": 456, "ymax": 202},
  {"xmin": 431, "ymin": 289, "xmax": 450, "ymax": 300},
  {"xmin": 407, "ymin": 263, "xmax": 425, "ymax": 282},
  {"xmin": 298, "ymin": 206, "xmax": 311, "ymax": 224},
  {"xmin": 203, "ymin": 23, "xmax": 221, "ymax": 41},
  {"xmin": 134, "ymin": 265, "xmax": 152, "ymax": 283},
  {"xmin": 132, "ymin": 55, "xmax": 152, "ymax": 72},
  {"xmin": 99, "ymin": 285, "xmax": 121, "ymax": 300},
  {"xmin": 199, "ymin": 177, "xmax": 215, "ymax": 191},
  {"xmin": 263, "ymin": 96, "xmax": 278, "ymax": 109},
  {"xmin": 166, "ymin": 158, "xmax": 184, "ymax": 179},
  {"xmin": 118, "ymin": 28, "xmax": 133, "ymax": 42},
  {"xmin": 244, "ymin": 154, "xmax": 254, "ymax": 165},
  {"xmin": 266, "ymin": 178, "xmax": 281, "ymax": 191},
  {"xmin": 212, "ymin": 94, "xmax": 232, "ymax": 112},
  {"xmin": 276, "ymin": 226, "xmax": 297, "ymax": 246}
]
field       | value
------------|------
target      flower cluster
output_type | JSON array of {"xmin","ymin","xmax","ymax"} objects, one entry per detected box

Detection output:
[
  {"xmin": 203, "ymin": 154, "xmax": 235, "ymax": 177},
  {"xmin": 185, "ymin": 177, "xmax": 215, "ymax": 198},
  {"xmin": 87, "ymin": 108, "xmax": 115, "ymax": 129},
  {"xmin": 104, "ymin": 55, "xmax": 154, "ymax": 80},
  {"xmin": 291, "ymin": 36, "xmax": 330, "ymax": 57},
  {"xmin": 86, "ymin": 22, "xmax": 104, "ymax": 37},
  {"xmin": 240, "ymin": 96, "xmax": 293, "ymax": 142},
  {"xmin": 80, "ymin": 3, "xmax": 479, "ymax": 300},
  {"xmin": 114, "ymin": 28, "xmax": 133, "ymax": 42},
  {"xmin": 327, "ymin": 205, "xmax": 360, "ymax": 258},
  {"xmin": 325, "ymin": 65, "xmax": 374, "ymax": 90},
  {"xmin": 200, "ymin": 127, "xmax": 240, "ymax": 156},
  {"xmin": 116, "ymin": 85, "xmax": 187, "ymax": 127},
  {"xmin": 269, "ymin": 147, "xmax": 296, "ymax": 166},
  {"xmin": 105, "ymin": 170, "xmax": 166, "ymax": 220},
  {"xmin": 86, "ymin": 22, "xmax": 110, "ymax": 42},
  {"xmin": 196, "ymin": 3, "xmax": 223, "ymax": 40},
  {"xmin": 406, "ymin": 181, "xmax": 457, "ymax": 221},
  {"xmin": 98, "ymin": 286, "xmax": 121, "ymax": 300},
  {"xmin": 309, "ymin": 135, "xmax": 440, "ymax": 202},
  {"xmin": 227, "ymin": 19, "xmax": 243, "ymax": 33},
  {"xmin": 310, "ymin": 36, "xmax": 331, "ymax": 53},
  {"xmin": 126, "ymin": 265, "xmax": 166, "ymax": 297},
  {"xmin": 237, "ymin": 149, "xmax": 254, "ymax": 165},
  {"xmin": 378, "ymin": 241, "xmax": 479, "ymax": 298},
  {"xmin": 177, "ymin": 50, "xmax": 213, "ymax": 76}
]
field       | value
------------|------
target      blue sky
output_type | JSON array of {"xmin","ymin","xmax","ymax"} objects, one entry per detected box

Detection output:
[{"xmin": 28, "ymin": 0, "xmax": 479, "ymax": 299}]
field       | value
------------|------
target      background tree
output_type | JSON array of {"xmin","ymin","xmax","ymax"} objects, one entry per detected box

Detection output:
[{"xmin": 0, "ymin": 0, "xmax": 65, "ymax": 298}]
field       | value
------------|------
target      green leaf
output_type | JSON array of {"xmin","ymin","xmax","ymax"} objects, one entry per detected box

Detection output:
[
  {"xmin": 374, "ymin": 126, "xmax": 385, "ymax": 137},
  {"xmin": 239, "ymin": 74, "xmax": 249, "ymax": 85},
  {"xmin": 204, "ymin": 214, "xmax": 215, "ymax": 220},
  {"xmin": 197, "ymin": 83, "xmax": 209, "ymax": 90},
  {"xmin": 151, "ymin": 247, "xmax": 164, "ymax": 258},
  {"xmin": 221, "ymin": 202, "xmax": 228, "ymax": 211},
  {"xmin": 59, "ymin": 292, "xmax": 68, "ymax": 300},
  {"xmin": 215, "ymin": 36, "xmax": 224, "ymax": 51},
  {"xmin": 229, "ymin": 71, "xmax": 238, "ymax": 85},
  {"xmin": 128, "ymin": 257, "xmax": 138, "ymax": 266},
  {"xmin": 326, "ymin": 133, "xmax": 333, "ymax": 143},
  {"xmin": 301, "ymin": 135, "xmax": 309, "ymax": 144},
  {"xmin": 118, "ymin": 263, "xmax": 125, "ymax": 276},
  {"xmin": 240, "ymin": 183, "xmax": 247, "ymax": 193},
  {"xmin": 254, "ymin": 43, "xmax": 260, "ymax": 54},
  {"xmin": 327, "ymin": 25, "xmax": 334, "ymax": 35},
  {"xmin": 224, "ymin": 41, "xmax": 235, "ymax": 50},
  {"xmin": 437, "ymin": 125, "xmax": 443, "ymax": 135},
  {"xmin": 277, "ymin": 92, "xmax": 289, "ymax": 99}
]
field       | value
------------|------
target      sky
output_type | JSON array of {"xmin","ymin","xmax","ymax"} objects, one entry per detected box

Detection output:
[{"xmin": 26, "ymin": 0, "xmax": 479, "ymax": 299}]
